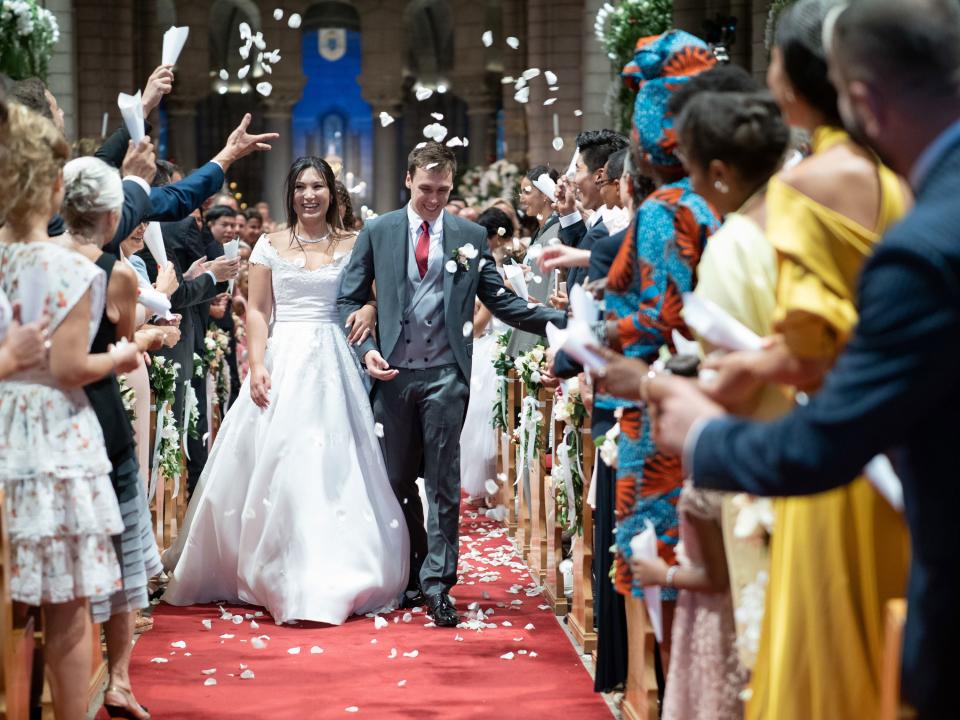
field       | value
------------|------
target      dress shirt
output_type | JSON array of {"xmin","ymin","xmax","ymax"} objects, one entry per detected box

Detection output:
[{"xmin": 406, "ymin": 203, "xmax": 444, "ymax": 267}]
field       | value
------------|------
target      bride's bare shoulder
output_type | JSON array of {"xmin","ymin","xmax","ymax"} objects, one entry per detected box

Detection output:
[
  {"xmin": 264, "ymin": 230, "xmax": 290, "ymax": 248},
  {"xmin": 337, "ymin": 230, "xmax": 360, "ymax": 252}
]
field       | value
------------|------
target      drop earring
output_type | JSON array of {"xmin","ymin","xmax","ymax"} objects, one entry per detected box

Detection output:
[{"xmin": 714, "ymin": 180, "xmax": 729, "ymax": 194}]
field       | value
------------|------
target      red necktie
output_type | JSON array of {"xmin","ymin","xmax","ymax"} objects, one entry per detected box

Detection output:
[{"xmin": 415, "ymin": 220, "xmax": 430, "ymax": 279}]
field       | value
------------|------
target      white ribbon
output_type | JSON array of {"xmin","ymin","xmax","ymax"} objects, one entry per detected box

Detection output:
[
  {"xmin": 516, "ymin": 395, "xmax": 541, "ymax": 477},
  {"xmin": 183, "ymin": 383, "xmax": 199, "ymax": 461},
  {"xmin": 148, "ymin": 399, "xmax": 167, "ymax": 502}
]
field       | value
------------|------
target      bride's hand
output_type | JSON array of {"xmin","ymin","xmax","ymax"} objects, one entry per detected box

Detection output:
[
  {"xmin": 345, "ymin": 303, "xmax": 376, "ymax": 346},
  {"xmin": 363, "ymin": 350, "xmax": 399, "ymax": 382},
  {"xmin": 249, "ymin": 363, "xmax": 272, "ymax": 408}
]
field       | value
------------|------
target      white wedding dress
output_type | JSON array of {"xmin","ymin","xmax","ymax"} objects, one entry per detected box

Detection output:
[{"xmin": 164, "ymin": 237, "xmax": 409, "ymax": 625}]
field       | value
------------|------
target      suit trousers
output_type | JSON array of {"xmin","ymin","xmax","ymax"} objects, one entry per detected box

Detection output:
[{"xmin": 372, "ymin": 365, "xmax": 469, "ymax": 597}]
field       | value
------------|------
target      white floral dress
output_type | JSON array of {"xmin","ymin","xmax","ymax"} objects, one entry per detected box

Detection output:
[{"xmin": 0, "ymin": 241, "xmax": 123, "ymax": 605}]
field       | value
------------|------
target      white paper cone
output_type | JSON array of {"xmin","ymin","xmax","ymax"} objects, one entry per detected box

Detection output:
[
  {"xmin": 545, "ymin": 321, "xmax": 608, "ymax": 373},
  {"xmin": 682, "ymin": 292, "xmax": 764, "ymax": 352},
  {"xmin": 532, "ymin": 173, "xmax": 557, "ymax": 202},
  {"xmin": 569, "ymin": 283, "xmax": 599, "ymax": 323},
  {"xmin": 17, "ymin": 265, "xmax": 48, "ymax": 324},
  {"xmin": 162, "ymin": 26, "xmax": 189, "ymax": 66},
  {"xmin": 502, "ymin": 263, "xmax": 529, "ymax": 301},
  {"xmin": 0, "ymin": 289, "xmax": 11, "ymax": 342},
  {"xmin": 222, "ymin": 239, "xmax": 240, "ymax": 259},
  {"xmin": 143, "ymin": 222, "xmax": 167, "ymax": 269},
  {"xmin": 565, "ymin": 147, "xmax": 580, "ymax": 178},
  {"xmin": 864, "ymin": 455, "xmax": 905, "ymax": 512},
  {"xmin": 137, "ymin": 285, "xmax": 172, "ymax": 317},
  {"xmin": 629, "ymin": 520, "xmax": 663, "ymax": 643},
  {"xmin": 117, "ymin": 90, "xmax": 145, "ymax": 143}
]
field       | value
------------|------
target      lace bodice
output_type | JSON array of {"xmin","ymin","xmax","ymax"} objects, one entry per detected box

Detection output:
[{"xmin": 249, "ymin": 236, "xmax": 353, "ymax": 324}]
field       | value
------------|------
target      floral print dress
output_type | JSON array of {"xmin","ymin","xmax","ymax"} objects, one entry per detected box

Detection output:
[{"xmin": 0, "ymin": 241, "xmax": 123, "ymax": 605}]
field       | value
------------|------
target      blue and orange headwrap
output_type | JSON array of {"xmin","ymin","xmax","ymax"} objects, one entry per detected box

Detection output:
[{"xmin": 621, "ymin": 30, "xmax": 716, "ymax": 167}]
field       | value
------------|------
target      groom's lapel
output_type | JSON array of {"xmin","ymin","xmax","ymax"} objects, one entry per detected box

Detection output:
[
  {"xmin": 442, "ymin": 211, "xmax": 458, "ymax": 305},
  {"xmin": 391, "ymin": 210, "xmax": 409, "ymax": 310}
]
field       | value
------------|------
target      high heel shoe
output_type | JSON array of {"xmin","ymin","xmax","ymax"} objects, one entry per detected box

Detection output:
[{"xmin": 103, "ymin": 686, "xmax": 150, "ymax": 720}]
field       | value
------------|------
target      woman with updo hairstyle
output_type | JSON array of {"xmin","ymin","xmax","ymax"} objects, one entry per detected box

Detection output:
[
  {"xmin": 684, "ymin": 2, "xmax": 911, "ymax": 718},
  {"xmin": 0, "ymin": 104, "xmax": 142, "ymax": 720},
  {"xmin": 60, "ymin": 156, "xmax": 181, "ymax": 719}
]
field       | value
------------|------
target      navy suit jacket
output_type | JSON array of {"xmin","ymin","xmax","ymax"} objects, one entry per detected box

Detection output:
[{"xmin": 691, "ymin": 139, "xmax": 960, "ymax": 716}]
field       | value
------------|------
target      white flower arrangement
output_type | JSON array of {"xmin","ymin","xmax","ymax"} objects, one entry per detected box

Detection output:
[
  {"xmin": 731, "ymin": 494, "xmax": 775, "ymax": 542},
  {"xmin": 458, "ymin": 159, "xmax": 522, "ymax": 209},
  {"xmin": 490, "ymin": 330, "xmax": 514, "ymax": 433},
  {"xmin": 0, "ymin": 0, "xmax": 60, "ymax": 81},
  {"xmin": 118, "ymin": 373, "xmax": 137, "ymax": 430},
  {"xmin": 149, "ymin": 355, "xmax": 182, "ymax": 482},
  {"xmin": 552, "ymin": 382, "xmax": 588, "ymax": 534},
  {"xmin": 596, "ymin": 421, "xmax": 620, "ymax": 468}
]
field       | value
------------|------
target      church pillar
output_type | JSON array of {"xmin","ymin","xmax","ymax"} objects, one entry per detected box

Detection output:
[
  {"xmin": 166, "ymin": 96, "xmax": 201, "ymax": 168},
  {"xmin": 371, "ymin": 102, "xmax": 403, "ymax": 213}
]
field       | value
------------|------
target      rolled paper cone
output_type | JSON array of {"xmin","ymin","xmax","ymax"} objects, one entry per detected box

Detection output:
[
  {"xmin": 565, "ymin": 147, "xmax": 579, "ymax": 178},
  {"xmin": 681, "ymin": 292, "xmax": 764, "ymax": 352},
  {"xmin": 569, "ymin": 283, "xmax": 599, "ymax": 322},
  {"xmin": 502, "ymin": 263, "xmax": 529, "ymax": 301},
  {"xmin": 162, "ymin": 25, "xmax": 190, "ymax": 66},
  {"xmin": 532, "ymin": 173, "xmax": 557, "ymax": 202},
  {"xmin": 222, "ymin": 239, "xmax": 240, "ymax": 260},
  {"xmin": 137, "ymin": 285, "xmax": 172, "ymax": 317},
  {"xmin": 17, "ymin": 265, "xmax": 48, "ymax": 324},
  {"xmin": 101, "ymin": 111, "xmax": 108, "ymax": 139},
  {"xmin": 630, "ymin": 520, "xmax": 663, "ymax": 643},
  {"xmin": 117, "ymin": 90, "xmax": 145, "ymax": 143},
  {"xmin": 143, "ymin": 222, "xmax": 167, "ymax": 269}
]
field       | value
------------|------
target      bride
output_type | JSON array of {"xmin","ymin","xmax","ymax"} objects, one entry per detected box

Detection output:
[{"xmin": 164, "ymin": 157, "xmax": 409, "ymax": 624}]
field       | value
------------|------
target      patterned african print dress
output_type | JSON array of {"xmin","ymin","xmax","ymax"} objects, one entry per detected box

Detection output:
[{"xmin": 605, "ymin": 177, "xmax": 719, "ymax": 599}]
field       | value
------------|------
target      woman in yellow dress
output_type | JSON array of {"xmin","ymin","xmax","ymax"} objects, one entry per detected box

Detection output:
[{"xmin": 699, "ymin": 2, "xmax": 911, "ymax": 718}]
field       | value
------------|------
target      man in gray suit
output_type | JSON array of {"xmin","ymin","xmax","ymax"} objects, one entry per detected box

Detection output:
[{"xmin": 338, "ymin": 142, "xmax": 565, "ymax": 626}]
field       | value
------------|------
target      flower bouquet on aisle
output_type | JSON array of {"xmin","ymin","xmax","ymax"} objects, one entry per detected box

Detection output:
[
  {"xmin": 552, "ymin": 378, "xmax": 588, "ymax": 535},
  {"xmin": 0, "ymin": 0, "xmax": 60, "ymax": 81},
  {"xmin": 458, "ymin": 159, "xmax": 522, "ymax": 209},
  {"xmin": 204, "ymin": 324, "xmax": 232, "ymax": 412},
  {"xmin": 512, "ymin": 345, "xmax": 547, "ymax": 475},
  {"xmin": 149, "ymin": 355, "xmax": 182, "ymax": 500},
  {"xmin": 490, "ymin": 329, "xmax": 514, "ymax": 434}
]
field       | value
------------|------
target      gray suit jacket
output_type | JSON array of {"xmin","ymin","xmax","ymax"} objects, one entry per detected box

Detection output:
[
  {"xmin": 506, "ymin": 216, "xmax": 561, "ymax": 357},
  {"xmin": 338, "ymin": 207, "xmax": 565, "ymax": 381}
]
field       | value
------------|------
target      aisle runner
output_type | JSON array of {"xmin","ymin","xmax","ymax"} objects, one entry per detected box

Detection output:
[{"xmin": 125, "ymin": 507, "xmax": 611, "ymax": 719}]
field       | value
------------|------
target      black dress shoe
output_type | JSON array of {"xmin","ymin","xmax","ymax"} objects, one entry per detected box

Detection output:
[
  {"xmin": 401, "ymin": 589, "xmax": 425, "ymax": 609},
  {"xmin": 425, "ymin": 593, "xmax": 460, "ymax": 627}
]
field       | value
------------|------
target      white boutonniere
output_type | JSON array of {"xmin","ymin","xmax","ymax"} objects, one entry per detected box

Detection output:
[{"xmin": 445, "ymin": 243, "xmax": 479, "ymax": 273}]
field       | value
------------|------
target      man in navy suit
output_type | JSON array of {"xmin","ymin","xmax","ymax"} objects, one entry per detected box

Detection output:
[{"xmin": 624, "ymin": 1, "xmax": 960, "ymax": 715}]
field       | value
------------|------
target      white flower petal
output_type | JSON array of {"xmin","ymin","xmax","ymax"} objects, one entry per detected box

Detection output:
[
  {"xmin": 500, "ymin": 652, "xmax": 515, "ymax": 660},
  {"xmin": 150, "ymin": 658, "xmax": 169, "ymax": 663},
  {"xmin": 240, "ymin": 669, "xmax": 255, "ymax": 679},
  {"xmin": 402, "ymin": 612, "xmax": 413, "ymax": 623},
  {"xmin": 374, "ymin": 615, "xmax": 388, "ymax": 629},
  {"xmin": 288, "ymin": 647, "xmax": 301, "ymax": 655},
  {"xmin": 251, "ymin": 636, "xmax": 268, "ymax": 649},
  {"xmin": 529, "ymin": 651, "xmax": 538, "ymax": 658},
  {"xmin": 388, "ymin": 647, "xmax": 398, "ymax": 658},
  {"xmin": 545, "ymin": 70, "xmax": 558, "ymax": 85},
  {"xmin": 232, "ymin": 615, "xmax": 244, "ymax": 624},
  {"xmin": 204, "ymin": 678, "xmax": 217, "ymax": 686},
  {"xmin": 219, "ymin": 634, "xmax": 235, "ymax": 639},
  {"xmin": 415, "ymin": 86, "xmax": 433, "ymax": 101},
  {"xmin": 374, "ymin": 422, "xmax": 384, "ymax": 438},
  {"xmin": 287, "ymin": 13, "xmax": 302, "ymax": 29},
  {"xmin": 431, "ymin": 112, "xmax": 444, "ymax": 121},
  {"xmin": 256, "ymin": 81, "xmax": 273, "ymax": 97},
  {"xmin": 445, "ymin": 260, "xmax": 458, "ymax": 274},
  {"xmin": 171, "ymin": 640, "xmax": 187, "ymax": 649},
  {"xmin": 402, "ymin": 650, "xmax": 419, "ymax": 658},
  {"xmin": 218, "ymin": 69, "xmax": 229, "ymax": 81},
  {"xmin": 311, "ymin": 646, "xmax": 324, "ymax": 654},
  {"xmin": 501, "ymin": 76, "xmax": 515, "ymax": 85},
  {"xmin": 238, "ymin": 65, "xmax": 250, "ymax": 80},
  {"xmin": 513, "ymin": 87, "xmax": 530, "ymax": 104},
  {"xmin": 345, "ymin": 708, "xmax": 359, "ymax": 714},
  {"xmin": 574, "ymin": 109, "xmax": 583, "ymax": 117},
  {"xmin": 482, "ymin": 30, "xmax": 493, "ymax": 47},
  {"xmin": 398, "ymin": 679, "xmax": 408, "ymax": 687},
  {"xmin": 379, "ymin": 111, "xmax": 395, "ymax": 127},
  {"xmin": 201, "ymin": 668, "xmax": 217, "ymax": 675},
  {"xmin": 201, "ymin": 619, "xmax": 212, "ymax": 630},
  {"xmin": 239, "ymin": 22, "xmax": 251, "ymax": 39},
  {"xmin": 543, "ymin": 97, "xmax": 557, "ymax": 106},
  {"xmin": 445, "ymin": 137, "xmax": 464, "ymax": 147},
  {"xmin": 273, "ymin": 8, "xmax": 284, "ymax": 21},
  {"xmin": 506, "ymin": 36, "xmax": 520, "ymax": 49},
  {"xmin": 524, "ymin": 623, "xmax": 535, "ymax": 630},
  {"xmin": 497, "ymin": 288, "xmax": 506, "ymax": 296},
  {"xmin": 522, "ymin": 68, "xmax": 541, "ymax": 80}
]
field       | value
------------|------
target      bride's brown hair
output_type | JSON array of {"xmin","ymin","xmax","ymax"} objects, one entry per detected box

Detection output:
[{"xmin": 283, "ymin": 156, "xmax": 344, "ymax": 244}]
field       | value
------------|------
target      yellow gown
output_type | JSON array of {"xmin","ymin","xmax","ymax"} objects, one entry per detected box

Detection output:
[{"xmin": 745, "ymin": 127, "xmax": 911, "ymax": 720}]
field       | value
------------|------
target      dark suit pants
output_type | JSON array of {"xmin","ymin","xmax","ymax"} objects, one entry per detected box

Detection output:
[{"xmin": 372, "ymin": 365, "xmax": 469, "ymax": 598}]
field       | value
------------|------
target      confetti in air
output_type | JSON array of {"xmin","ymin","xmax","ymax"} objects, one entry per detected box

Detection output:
[
  {"xmin": 256, "ymin": 81, "xmax": 273, "ymax": 97},
  {"xmin": 287, "ymin": 13, "xmax": 302, "ymax": 28},
  {"xmin": 552, "ymin": 137, "xmax": 564, "ymax": 151},
  {"xmin": 374, "ymin": 422, "xmax": 384, "ymax": 438},
  {"xmin": 415, "ymin": 86, "xmax": 433, "ymax": 101},
  {"xmin": 545, "ymin": 70, "xmax": 558, "ymax": 85},
  {"xmin": 506, "ymin": 36, "xmax": 520, "ymax": 49},
  {"xmin": 482, "ymin": 30, "xmax": 493, "ymax": 47}
]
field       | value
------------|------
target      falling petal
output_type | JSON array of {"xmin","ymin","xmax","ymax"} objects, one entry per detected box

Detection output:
[
  {"xmin": 288, "ymin": 647, "xmax": 301, "ymax": 655},
  {"xmin": 549, "ymin": 85, "xmax": 560, "ymax": 92},
  {"xmin": 232, "ymin": 615, "xmax": 243, "ymax": 624},
  {"xmin": 374, "ymin": 615, "xmax": 388, "ymax": 629},
  {"xmin": 574, "ymin": 109, "xmax": 583, "ymax": 117},
  {"xmin": 430, "ymin": 112, "xmax": 444, "ymax": 121},
  {"xmin": 239, "ymin": 42, "xmax": 252, "ymax": 61},
  {"xmin": 482, "ymin": 30, "xmax": 493, "ymax": 47},
  {"xmin": 402, "ymin": 612, "xmax": 413, "ymax": 623},
  {"xmin": 219, "ymin": 634, "xmax": 235, "ymax": 639},
  {"xmin": 515, "ymin": 76, "xmax": 527, "ymax": 90},
  {"xmin": 287, "ymin": 13, "xmax": 302, "ymax": 29},
  {"xmin": 374, "ymin": 422, "xmax": 384, "ymax": 438},
  {"xmin": 446, "ymin": 137, "xmax": 464, "ymax": 148},
  {"xmin": 501, "ymin": 76, "xmax": 515, "ymax": 85},
  {"xmin": 552, "ymin": 137, "xmax": 564, "ymax": 151},
  {"xmin": 545, "ymin": 70, "xmax": 558, "ymax": 85},
  {"xmin": 415, "ymin": 86, "xmax": 433, "ymax": 101},
  {"xmin": 529, "ymin": 651, "xmax": 538, "ymax": 658},
  {"xmin": 256, "ymin": 82, "xmax": 272, "ymax": 97},
  {"xmin": 514, "ymin": 87, "xmax": 530, "ymax": 104},
  {"xmin": 218, "ymin": 69, "xmax": 229, "ymax": 81},
  {"xmin": 518, "ymin": 649, "xmax": 528, "ymax": 655},
  {"xmin": 273, "ymin": 8, "xmax": 283, "ymax": 21},
  {"xmin": 544, "ymin": 97, "xmax": 557, "ymax": 106},
  {"xmin": 522, "ymin": 68, "xmax": 541, "ymax": 80},
  {"xmin": 398, "ymin": 679, "xmax": 408, "ymax": 687},
  {"xmin": 379, "ymin": 112, "xmax": 395, "ymax": 127},
  {"xmin": 240, "ymin": 669, "xmax": 255, "ymax": 679},
  {"xmin": 506, "ymin": 36, "xmax": 520, "ymax": 49},
  {"xmin": 426, "ymin": 162, "xmax": 439, "ymax": 170},
  {"xmin": 500, "ymin": 652, "xmax": 515, "ymax": 660},
  {"xmin": 253, "ymin": 32, "xmax": 267, "ymax": 50},
  {"xmin": 238, "ymin": 65, "xmax": 250, "ymax": 80},
  {"xmin": 262, "ymin": 63, "xmax": 272, "ymax": 75},
  {"xmin": 239, "ymin": 22, "xmax": 251, "ymax": 39},
  {"xmin": 497, "ymin": 288, "xmax": 506, "ymax": 296},
  {"xmin": 524, "ymin": 623, "xmax": 535, "ymax": 630},
  {"xmin": 501, "ymin": 621, "xmax": 513, "ymax": 627},
  {"xmin": 454, "ymin": 634, "xmax": 464, "ymax": 641}
]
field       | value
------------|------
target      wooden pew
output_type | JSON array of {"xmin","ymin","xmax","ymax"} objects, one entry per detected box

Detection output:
[
  {"xmin": 543, "ymin": 415, "xmax": 568, "ymax": 616},
  {"xmin": 567, "ymin": 423, "xmax": 596, "ymax": 654},
  {"xmin": 0, "ymin": 490, "xmax": 34, "ymax": 720},
  {"xmin": 621, "ymin": 595, "xmax": 660, "ymax": 720},
  {"xmin": 525, "ymin": 388, "xmax": 550, "ymax": 582}
]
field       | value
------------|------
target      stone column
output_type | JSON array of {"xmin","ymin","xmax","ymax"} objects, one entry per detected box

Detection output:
[
  {"xmin": 371, "ymin": 104, "xmax": 402, "ymax": 214},
  {"xmin": 166, "ymin": 96, "xmax": 202, "ymax": 168},
  {"xmin": 262, "ymin": 102, "xmax": 297, "ymax": 214}
]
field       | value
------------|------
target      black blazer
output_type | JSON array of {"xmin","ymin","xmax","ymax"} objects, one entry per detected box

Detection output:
[{"xmin": 691, "ymin": 139, "xmax": 960, "ymax": 716}]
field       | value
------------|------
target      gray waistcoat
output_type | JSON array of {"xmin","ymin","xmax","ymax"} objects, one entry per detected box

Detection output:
[{"xmin": 387, "ymin": 236, "xmax": 456, "ymax": 369}]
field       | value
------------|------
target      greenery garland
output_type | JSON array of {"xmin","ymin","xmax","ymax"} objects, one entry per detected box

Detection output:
[
  {"xmin": 512, "ymin": 345, "xmax": 548, "ymax": 463},
  {"xmin": 594, "ymin": 0, "xmax": 674, "ymax": 133},
  {"xmin": 149, "ymin": 355, "xmax": 182, "ymax": 481},
  {"xmin": 490, "ymin": 330, "xmax": 514, "ymax": 434},
  {"xmin": 0, "ymin": 1, "xmax": 60, "ymax": 81},
  {"xmin": 552, "ymin": 380, "xmax": 588, "ymax": 535},
  {"xmin": 205, "ymin": 325, "xmax": 231, "ymax": 410}
]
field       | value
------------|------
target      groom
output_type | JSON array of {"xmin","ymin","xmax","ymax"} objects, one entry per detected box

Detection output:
[{"xmin": 338, "ymin": 142, "xmax": 565, "ymax": 626}]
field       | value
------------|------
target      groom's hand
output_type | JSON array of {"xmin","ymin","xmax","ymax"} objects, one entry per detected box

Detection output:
[{"xmin": 364, "ymin": 350, "xmax": 398, "ymax": 381}]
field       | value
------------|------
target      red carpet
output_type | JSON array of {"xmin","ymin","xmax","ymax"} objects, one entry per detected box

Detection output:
[{"xmin": 124, "ymin": 506, "xmax": 611, "ymax": 719}]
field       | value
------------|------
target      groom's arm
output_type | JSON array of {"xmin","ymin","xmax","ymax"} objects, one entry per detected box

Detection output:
[
  {"xmin": 476, "ymin": 243, "xmax": 566, "ymax": 334},
  {"xmin": 337, "ymin": 224, "xmax": 378, "ymax": 360}
]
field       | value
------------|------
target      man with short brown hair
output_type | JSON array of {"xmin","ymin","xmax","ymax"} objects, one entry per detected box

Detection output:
[{"xmin": 338, "ymin": 141, "xmax": 564, "ymax": 627}]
